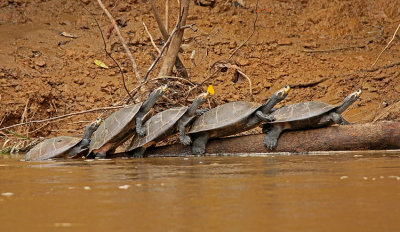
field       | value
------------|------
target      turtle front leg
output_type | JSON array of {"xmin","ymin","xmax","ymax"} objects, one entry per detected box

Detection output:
[
  {"xmin": 255, "ymin": 110, "xmax": 275, "ymax": 122},
  {"xmin": 68, "ymin": 140, "xmax": 86, "ymax": 158},
  {"xmin": 191, "ymin": 133, "xmax": 210, "ymax": 155},
  {"xmin": 95, "ymin": 152, "xmax": 107, "ymax": 159},
  {"xmin": 262, "ymin": 123, "xmax": 273, "ymax": 134},
  {"xmin": 178, "ymin": 121, "xmax": 192, "ymax": 146},
  {"xmin": 130, "ymin": 147, "xmax": 146, "ymax": 158},
  {"xmin": 319, "ymin": 112, "xmax": 350, "ymax": 125},
  {"xmin": 331, "ymin": 112, "xmax": 350, "ymax": 125},
  {"xmin": 195, "ymin": 108, "xmax": 209, "ymax": 116},
  {"xmin": 135, "ymin": 116, "xmax": 147, "ymax": 136},
  {"xmin": 264, "ymin": 125, "xmax": 283, "ymax": 150}
]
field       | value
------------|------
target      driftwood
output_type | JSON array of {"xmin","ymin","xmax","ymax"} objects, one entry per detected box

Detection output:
[
  {"xmin": 110, "ymin": 121, "xmax": 400, "ymax": 158},
  {"xmin": 149, "ymin": 0, "xmax": 188, "ymax": 78},
  {"xmin": 158, "ymin": 0, "xmax": 190, "ymax": 77}
]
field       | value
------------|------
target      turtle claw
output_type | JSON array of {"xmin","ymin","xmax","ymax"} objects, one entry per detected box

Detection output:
[
  {"xmin": 136, "ymin": 127, "xmax": 147, "ymax": 137},
  {"xmin": 262, "ymin": 124, "xmax": 272, "ymax": 133},
  {"xmin": 130, "ymin": 147, "xmax": 145, "ymax": 158},
  {"xmin": 264, "ymin": 136, "xmax": 277, "ymax": 150},
  {"xmin": 192, "ymin": 146, "xmax": 205, "ymax": 155},
  {"xmin": 95, "ymin": 152, "xmax": 106, "ymax": 159},
  {"xmin": 180, "ymin": 136, "xmax": 192, "ymax": 146},
  {"xmin": 132, "ymin": 153, "xmax": 144, "ymax": 158},
  {"xmin": 196, "ymin": 108, "xmax": 209, "ymax": 116},
  {"xmin": 266, "ymin": 115, "xmax": 275, "ymax": 122}
]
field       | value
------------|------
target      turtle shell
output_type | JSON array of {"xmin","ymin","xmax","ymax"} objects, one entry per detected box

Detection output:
[
  {"xmin": 89, "ymin": 103, "xmax": 143, "ymax": 153},
  {"xmin": 24, "ymin": 136, "xmax": 82, "ymax": 161},
  {"xmin": 270, "ymin": 101, "xmax": 336, "ymax": 123},
  {"xmin": 128, "ymin": 107, "xmax": 188, "ymax": 150},
  {"xmin": 189, "ymin": 101, "xmax": 261, "ymax": 135}
]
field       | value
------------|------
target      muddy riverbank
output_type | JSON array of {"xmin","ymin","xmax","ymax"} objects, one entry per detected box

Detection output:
[{"xmin": 1, "ymin": 0, "xmax": 400, "ymax": 150}]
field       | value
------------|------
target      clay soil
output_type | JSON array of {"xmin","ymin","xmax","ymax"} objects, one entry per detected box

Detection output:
[{"xmin": 1, "ymin": 0, "xmax": 400, "ymax": 151}]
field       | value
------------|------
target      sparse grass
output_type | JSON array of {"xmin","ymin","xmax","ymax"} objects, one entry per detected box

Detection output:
[{"xmin": 1, "ymin": 134, "xmax": 42, "ymax": 155}]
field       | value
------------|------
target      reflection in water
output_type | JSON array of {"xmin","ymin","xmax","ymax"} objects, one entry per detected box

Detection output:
[{"xmin": 1, "ymin": 152, "xmax": 400, "ymax": 232}]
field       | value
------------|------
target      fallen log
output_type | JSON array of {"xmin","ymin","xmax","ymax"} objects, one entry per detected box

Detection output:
[{"xmin": 111, "ymin": 121, "xmax": 400, "ymax": 158}]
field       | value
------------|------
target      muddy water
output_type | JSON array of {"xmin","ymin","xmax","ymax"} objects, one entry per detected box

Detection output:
[{"xmin": 1, "ymin": 152, "xmax": 400, "ymax": 232}]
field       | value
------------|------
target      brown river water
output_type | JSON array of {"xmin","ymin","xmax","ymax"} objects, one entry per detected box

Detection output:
[{"xmin": 1, "ymin": 151, "xmax": 400, "ymax": 232}]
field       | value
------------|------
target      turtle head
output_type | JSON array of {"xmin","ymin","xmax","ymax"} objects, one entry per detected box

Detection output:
[
  {"xmin": 193, "ymin": 85, "xmax": 214, "ymax": 105},
  {"xmin": 260, "ymin": 85, "xmax": 290, "ymax": 114},
  {"xmin": 345, "ymin": 88, "xmax": 362, "ymax": 103},
  {"xmin": 198, "ymin": 92, "xmax": 210, "ymax": 102},
  {"xmin": 153, "ymin": 84, "xmax": 168, "ymax": 97},
  {"xmin": 336, "ymin": 89, "xmax": 362, "ymax": 113},
  {"xmin": 89, "ymin": 118, "xmax": 102, "ymax": 131},
  {"xmin": 143, "ymin": 85, "xmax": 169, "ymax": 110},
  {"xmin": 190, "ymin": 92, "xmax": 212, "ymax": 111},
  {"xmin": 83, "ymin": 118, "xmax": 102, "ymax": 139},
  {"xmin": 94, "ymin": 118, "xmax": 102, "ymax": 127},
  {"xmin": 353, "ymin": 89, "xmax": 362, "ymax": 98},
  {"xmin": 274, "ymin": 85, "xmax": 291, "ymax": 101}
]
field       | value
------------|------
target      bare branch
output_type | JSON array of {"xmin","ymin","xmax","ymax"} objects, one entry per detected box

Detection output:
[
  {"xmin": 97, "ymin": 0, "xmax": 142, "ymax": 81},
  {"xmin": 165, "ymin": 0, "xmax": 169, "ymax": 32},
  {"xmin": 0, "ymin": 106, "xmax": 126, "ymax": 132},
  {"xmin": 82, "ymin": 5, "xmax": 134, "ymax": 100},
  {"xmin": 373, "ymin": 101, "xmax": 400, "ymax": 122},
  {"xmin": 143, "ymin": 26, "xmax": 180, "ymax": 81},
  {"xmin": 229, "ymin": 0, "xmax": 259, "ymax": 59},
  {"xmin": 303, "ymin": 45, "xmax": 365, "ymax": 53},
  {"xmin": 143, "ymin": 22, "xmax": 160, "ymax": 53},
  {"xmin": 158, "ymin": 0, "xmax": 191, "ymax": 77},
  {"xmin": 372, "ymin": 23, "xmax": 400, "ymax": 67},
  {"xmin": 149, "ymin": 0, "xmax": 188, "ymax": 78},
  {"xmin": 236, "ymin": 69, "xmax": 253, "ymax": 98},
  {"xmin": 290, "ymin": 77, "xmax": 329, "ymax": 88}
]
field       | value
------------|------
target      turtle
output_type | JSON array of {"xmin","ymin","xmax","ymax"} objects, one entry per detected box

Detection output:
[
  {"xmin": 127, "ymin": 91, "xmax": 211, "ymax": 157},
  {"xmin": 23, "ymin": 119, "xmax": 101, "ymax": 161},
  {"xmin": 88, "ymin": 85, "xmax": 168, "ymax": 159},
  {"xmin": 262, "ymin": 89, "xmax": 362, "ymax": 150},
  {"xmin": 188, "ymin": 85, "xmax": 291, "ymax": 155}
]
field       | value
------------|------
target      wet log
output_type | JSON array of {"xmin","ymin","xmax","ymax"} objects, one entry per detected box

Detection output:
[{"xmin": 111, "ymin": 121, "xmax": 400, "ymax": 158}]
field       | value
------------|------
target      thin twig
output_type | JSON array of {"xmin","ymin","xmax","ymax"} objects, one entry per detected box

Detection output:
[
  {"xmin": 236, "ymin": 69, "xmax": 253, "ymax": 97},
  {"xmin": 373, "ymin": 101, "xmax": 400, "ymax": 122},
  {"xmin": 96, "ymin": 0, "xmax": 142, "ymax": 81},
  {"xmin": 118, "ymin": 75, "xmax": 197, "ymax": 104},
  {"xmin": 303, "ymin": 45, "xmax": 365, "ymax": 53},
  {"xmin": 229, "ymin": 0, "xmax": 259, "ymax": 59},
  {"xmin": 165, "ymin": 0, "xmax": 169, "ymax": 32},
  {"xmin": 67, "ymin": 121, "xmax": 92, "ymax": 125},
  {"xmin": 185, "ymin": 68, "xmax": 220, "ymax": 97},
  {"xmin": 143, "ymin": 26, "xmax": 180, "ymax": 81},
  {"xmin": 143, "ymin": 22, "xmax": 160, "ymax": 53},
  {"xmin": 0, "ymin": 113, "xmax": 8, "ymax": 128},
  {"xmin": 152, "ymin": 76, "xmax": 196, "ymax": 86},
  {"xmin": 0, "ymin": 106, "xmax": 126, "ymax": 132},
  {"xmin": 82, "ymin": 5, "xmax": 134, "ymax": 100},
  {"xmin": 290, "ymin": 77, "xmax": 329, "ymax": 88},
  {"xmin": 372, "ymin": 23, "xmax": 400, "ymax": 67},
  {"xmin": 360, "ymin": 61, "xmax": 400, "ymax": 72},
  {"xmin": 20, "ymin": 98, "xmax": 29, "ymax": 124},
  {"xmin": 27, "ymin": 123, "xmax": 50, "ymax": 134}
]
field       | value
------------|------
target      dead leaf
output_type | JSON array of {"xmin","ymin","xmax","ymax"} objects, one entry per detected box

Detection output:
[
  {"xmin": 60, "ymin": 32, "xmax": 77, "ymax": 39},
  {"xmin": 94, "ymin": 60, "xmax": 109, "ymax": 69}
]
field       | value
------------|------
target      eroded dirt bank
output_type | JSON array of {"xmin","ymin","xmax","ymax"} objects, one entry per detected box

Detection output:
[{"xmin": 0, "ymin": 0, "xmax": 399, "ymax": 151}]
